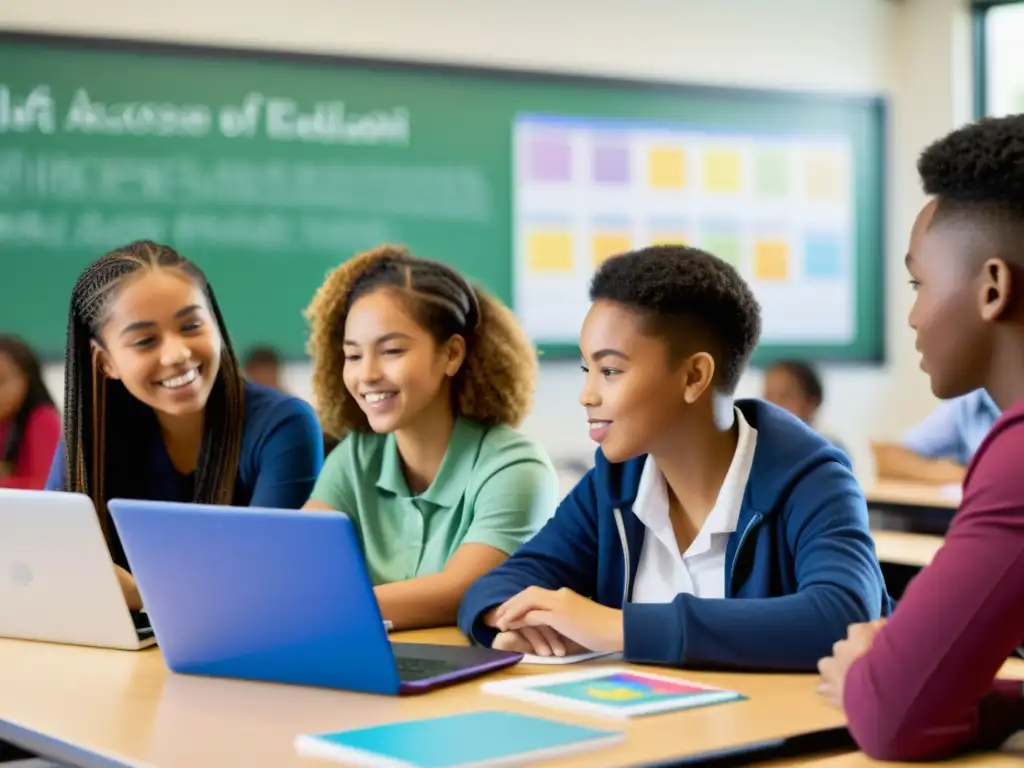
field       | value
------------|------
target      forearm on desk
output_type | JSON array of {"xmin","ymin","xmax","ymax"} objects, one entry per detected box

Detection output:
[
  {"xmin": 871, "ymin": 443, "xmax": 966, "ymax": 484},
  {"xmin": 375, "ymin": 573, "xmax": 467, "ymax": 631}
]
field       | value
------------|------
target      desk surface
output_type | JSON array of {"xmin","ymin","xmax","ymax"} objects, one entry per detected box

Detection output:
[
  {"xmin": 871, "ymin": 530, "xmax": 945, "ymax": 567},
  {"xmin": 0, "ymin": 627, "xmax": 847, "ymax": 768},
  {"xmin": 865, "ymin": 481, "xmax": 960, "ymax": 510},
  {"xmin": 1, "ymin": 631, "xmax": 1020, "ymax": 768}
]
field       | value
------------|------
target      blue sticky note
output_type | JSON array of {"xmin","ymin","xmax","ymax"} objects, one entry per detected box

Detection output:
[
  {"xmin": 295, "ymin": 710, "xmax": 623, "ymax": 767},
  {"xmin": 804, "ymin": 233, "xmax": 843, "ymax": 279}
]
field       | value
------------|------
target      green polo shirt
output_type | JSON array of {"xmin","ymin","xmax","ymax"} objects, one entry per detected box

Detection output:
[{"xmin": 310, "ymin": 418, "xmax": 558, "ymax": 586}]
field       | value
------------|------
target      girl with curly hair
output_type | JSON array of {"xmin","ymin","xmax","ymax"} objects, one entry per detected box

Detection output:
[
  {"xmin": 304, "ymin": 245, "xmax": 558, "ymax": 630},
  {"xmin": 45, "ymin": 240, "xmax": 324, "ymax": 609}
]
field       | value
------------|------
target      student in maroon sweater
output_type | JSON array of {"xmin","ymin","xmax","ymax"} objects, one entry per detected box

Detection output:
[
  {"xmin": 0, "ymin": 336, "xmax": 60, "ymax": 490},
  {"xmin": 816, "ymin": 115, "xmax": 1024, "ymax": 761}
]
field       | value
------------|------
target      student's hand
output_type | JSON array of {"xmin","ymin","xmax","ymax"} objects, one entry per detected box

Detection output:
[
  {"xmin": 114, "ymin": 565, "xmax": 143, "ymax": 611},
  {"xmin": 816, "ymin": 619, "xmax": 887, "ymax": 708},
  {"xmin": 492, "ymin": 628, "xmax": 589, "ymax": 657},
  {"xmin": 493, "ymin": 587, "xmax": 624, "ymax": 653}
]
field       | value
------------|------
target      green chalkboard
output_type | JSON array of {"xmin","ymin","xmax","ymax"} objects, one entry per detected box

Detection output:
[{"xmin": 0, "ymin": 33, "xmax": 886, "ymax": 362}]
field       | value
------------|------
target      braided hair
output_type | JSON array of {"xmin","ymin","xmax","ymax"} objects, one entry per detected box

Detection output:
[
  {"xmin": 0, "ymin": 336, "xmax": 56, "ymax": 472},
  {"xmin": 306, "ymin": 244, "xmax": 537, "ymax": 439},
  {"xmin": 63, "ymin": 240, "xmax": 245, "ymax": 545}
]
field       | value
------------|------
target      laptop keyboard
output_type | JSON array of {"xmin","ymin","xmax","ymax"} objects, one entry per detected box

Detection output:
[
  {"xmin": 131, "ymin": 611, "xmax": 154, "ymax": 639},
  {"xmin": 395, "ymin": 656, "xmax": 460, "ymax": 682}
]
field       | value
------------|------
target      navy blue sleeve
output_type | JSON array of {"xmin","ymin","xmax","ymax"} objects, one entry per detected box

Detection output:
[
  {"xmin": 248, "ymin": 398, "xmax": 324, "ymax": 510},
  {"xmin": 44, "ymin": 439, "xmax": 66, "ymax": 491},
  {"xmin": 457, "ymin": 468, "xmax": 601, "ymax": 646},
  {"xmin": 623, "ymin": 459, "xmax": 890, "ymax": 671}
]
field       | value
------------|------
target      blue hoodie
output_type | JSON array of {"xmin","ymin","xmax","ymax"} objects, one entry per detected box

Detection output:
[{"xmin": 458, "ymin": 399, "xmax": 891, "ymax": 671}]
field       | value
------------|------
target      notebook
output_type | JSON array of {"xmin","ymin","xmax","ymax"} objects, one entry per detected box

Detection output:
[
  {"xmin": 294, "ymin": 710, "xmax": 623, "ymax": 767},
  {"xmin": 482, "ymin": 666, "xmax": 745, "ymax": 718},
  {"xmin": 520, "ymin": 650, "xmax": 618, "ymax": 665}
]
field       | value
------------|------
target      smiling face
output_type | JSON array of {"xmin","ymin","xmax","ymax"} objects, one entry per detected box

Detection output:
[
  {"xmin": 93, "ymin": 268, "xmax": 222, "ymax": 418},
  {"xmin": 578, "ymin": 299, "xmax": 714, "ymax": 463},
  {"xmin": 906, "ymin": 199, "xmax": 994, "ymax": 399},
  {"xmin": 342, "ymin": 288, "xmax": 465, "ymax": 434}
]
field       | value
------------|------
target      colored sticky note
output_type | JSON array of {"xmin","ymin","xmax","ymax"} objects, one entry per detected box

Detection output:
[
  {"xmin": 592, "ymin": 233, "xmax": 631, "ymax": 267},
  {"xmin": 703, "ymin": 149, "xmax": 742, "ymax": 193},
  {"xmin": 529, "ymin": 135, "xmax": 573, "ymax": 183},
  {"xmin": 648, "ymin": 147, "xmax": 686, "ymax": 190},
  {"xmin": 650, "ymin": 232, "xmax": 688, "ymax": 246},
  {"xmin": 527, "ymin": 231, "xmax": 573, "ymax": 272},
  {"xmin": 804, "ymin": 149, "xmax": 848, "ymax": 201},
  {"xmin": 755, "ymin": 240, "xmax": 789, "ymax": 280},
  {"xmin": 702, "ymin": 233, "xmax": 742, "ymax": 267},
  {"xmin": 804, "ymin": 233, "xmax": 843, "ymax": 278},
  {"xmin": 754, "ymin": 147, "xmax": 791, "ymax": 198},
  {"xmin": 593, "ymin": 144, "xmax": 630, "ymax": 184}
]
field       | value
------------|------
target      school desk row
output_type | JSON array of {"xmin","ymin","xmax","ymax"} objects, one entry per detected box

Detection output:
[{"xmin": 0, "ymin": 627, "xmax": 1019, "ymax": 768}]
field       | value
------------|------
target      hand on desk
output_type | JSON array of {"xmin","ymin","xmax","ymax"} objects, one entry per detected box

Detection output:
[
  {"xmin": 816, "ymin": 618, "xmax": 887, "ymax": 708},
  {"xmin": 114, "ymin": 565, "xmax": 143, "ymax": 611},
  {"xmin": 487, "ymin": 587, "xmax": 624, "ymax": 655}
]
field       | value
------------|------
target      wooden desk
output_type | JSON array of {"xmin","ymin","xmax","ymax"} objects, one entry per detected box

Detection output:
[
  {"xmin": 866, "ymin": 482, "xmax": 960, "ymax": 535},
  {"xmin": 866, "ymin": 481, "xmax": 960, "ymax": 510},
  {"xmin": 0, "ymin": 628, "xmax": 847, "ymax": 767},
  {"xmin": 871, "ymin": 530, "xmax": 944, "ymax": 568}
]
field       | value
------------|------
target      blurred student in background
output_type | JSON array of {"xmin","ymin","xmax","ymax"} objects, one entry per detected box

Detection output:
[
  {"xmin": 0, "ymin": 336, "xmax": 60, "ymax": 489},
  {"xmin": 870, "ymin": 388, "xmax": 999, "ymax": 485},
  {"xmin": 46, "ymin": 240, "xmax": 323, "ymax": 610},
  {"xmin": 304, "ymin": 245, "xmax": 558, "ymax": 631},
  {"xmin": 242, "ymin": 345, "xmax": 285, "ymax": 391},
  {"xmin": 763, "ymin": 359, "xmax": 848, "ymax": 457}
]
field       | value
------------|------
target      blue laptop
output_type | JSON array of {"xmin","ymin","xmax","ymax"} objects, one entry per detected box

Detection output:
[{"xmin": 106, "ymin": 500, "xmax": 522, "ymax": 695}]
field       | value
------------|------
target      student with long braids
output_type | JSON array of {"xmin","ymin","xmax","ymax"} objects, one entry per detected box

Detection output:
[
  {"xmin": 304, "ymin": 245, "xmax": 559, "ymax": 631},
  {"xmin": 45, "ymin": 240, "xmax": 324, "ymax": 609},
  {"xmin": 0, "ymin": 336, "xmax": 60, "ymax": 489}
]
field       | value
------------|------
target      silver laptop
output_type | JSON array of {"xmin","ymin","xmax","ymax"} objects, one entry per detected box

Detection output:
[{"xmin": 0, "ymin": 489, "xmax": 154, "ymax": 650}]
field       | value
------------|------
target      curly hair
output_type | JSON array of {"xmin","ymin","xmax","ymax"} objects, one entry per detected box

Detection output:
[
  {"xmin": 63, "ymin": 240, "xmax": 245, "ymax": 548},
  {"xmin": 306, "ymin": 244, "xmax": 537, "ymax": 438},
  {"xmin": 589, "ymin": 244, "xmax": 762, "ymax": 393},
  {"xmin": 918, "ymin": 114, "xmax": 1024, "ymax": 255}
]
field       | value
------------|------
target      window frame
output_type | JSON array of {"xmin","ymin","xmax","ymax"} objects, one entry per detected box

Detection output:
[{"xmin": 973, "ymin": 0, "xmax": 1024, "ymax": 117}]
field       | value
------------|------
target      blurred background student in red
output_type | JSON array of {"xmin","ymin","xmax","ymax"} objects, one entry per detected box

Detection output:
[{"xmin": 0, "ymin": 336, "xmax": 61, "ymax": 489}]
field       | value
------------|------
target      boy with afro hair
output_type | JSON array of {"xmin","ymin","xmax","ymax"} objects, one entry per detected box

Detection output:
[
  {"xmin": 458, "ymin": 244, "xmax": 890, "ymax": 671},
  {"xmin": 818, "ymin": 114, "xmax": 1024, "ymax": 761}
]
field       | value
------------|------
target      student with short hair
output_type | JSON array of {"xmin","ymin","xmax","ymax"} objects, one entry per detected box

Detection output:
[
  {"xmin": 871, "ymin": 388, "xmax": 1000, "ymax": 485},
  {"xmin": 763, "ymin": 359, "xmax": 848, "ymax": 456},
  {"xmin": 458, "ymin": 245, "xmax": 889, "ymax": 670},
  {"xmin": 0, "ymin": 336, "xmax": 60, "ymax": 489},
  {"xmin": 46, "ymin": 240, "xmax": 324, "ymax": 609},
  {"xmin": 817, "ymin": 114, "xmax": 1024, "ymax": 761},
  {"xmin": 242, "ymin": 345, "xmax": 285, "ymax": 391},
  {"xmin": 303, "ymin": 245, "xmax": 559, "ymax": 631}
]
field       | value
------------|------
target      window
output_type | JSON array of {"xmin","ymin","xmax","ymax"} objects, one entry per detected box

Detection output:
[{"xmin": 977, "ymin": 1, "xmax": 1024, "ymax": 116}]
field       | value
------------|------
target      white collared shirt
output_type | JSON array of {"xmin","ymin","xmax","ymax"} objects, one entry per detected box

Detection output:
[{"xmin": 630, "ymin": 408, "xmax": 758, "ymax": 603}]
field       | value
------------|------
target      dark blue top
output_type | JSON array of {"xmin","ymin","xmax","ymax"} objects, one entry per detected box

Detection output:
[
  {"xmin": 46, "ymin": 381, "xmax": 324, "ymax": 566},
  {"xmin": 458, "ymin": 399, "xmax": 891, "ymax": 672}
]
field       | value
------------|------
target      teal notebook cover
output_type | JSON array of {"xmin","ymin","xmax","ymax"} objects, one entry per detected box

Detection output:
[{"xmin": 294, "ymin": 710, "xmax": 624, "ymax": 767}]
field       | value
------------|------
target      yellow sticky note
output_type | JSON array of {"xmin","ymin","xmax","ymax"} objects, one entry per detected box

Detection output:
[
  {"xmin": 648, "ymin": 147, "xmax": 686, "ymax": 190},
  {"xmin": 592, "ymin": 233, "xmax": 631, "ymax": 267},
  {"xmin": 755, "ymin": 240, "xmax": 789, "ymax": 280},
  {"xmin": 804, "ymin": 150, "xmax": 847, "ymax": 202},
  {"xmin": 650, "ymin": 232, "xmax": 687, "ymax": 246},
  {"xmin": 704, "ymin": 149, "xmax": 742, "ymax": 193},
  {"xmin": 527, "ymin": 231, "xmax": 573, "ymax": 272}
]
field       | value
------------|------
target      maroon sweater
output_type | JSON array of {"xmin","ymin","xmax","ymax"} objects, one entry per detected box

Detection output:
[
  {"xmin": 0, "ymin": 404, "xmax": 61, "ymax": 490},
  {"xmin": 844, "ymin": 399, "xmax": 1024, "ymax": 760}
]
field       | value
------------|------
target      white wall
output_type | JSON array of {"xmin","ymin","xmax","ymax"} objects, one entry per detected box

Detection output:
[{"xmin": 2, "ymin": 0, "xmax": 974, "ymax": 480}]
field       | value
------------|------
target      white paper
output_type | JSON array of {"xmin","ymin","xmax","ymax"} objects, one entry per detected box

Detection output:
[{"xmin": 519, "ymin": 651, "xmax": 618, "ymax": 665}]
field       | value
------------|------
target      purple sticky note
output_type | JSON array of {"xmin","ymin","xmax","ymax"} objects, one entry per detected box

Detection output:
[
  {"xmin": 593, "ymin": 144, "xmax": 630, "ymax": 184},
  {"xmin": 529, "ymin": 135, "xmax": 572, "ymax": 183}
]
